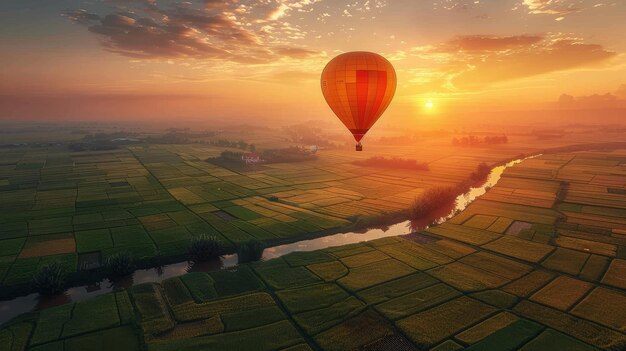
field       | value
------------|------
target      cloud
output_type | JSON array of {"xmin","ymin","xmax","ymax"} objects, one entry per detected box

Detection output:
[
  {"xmin": 268, "ymin": 3, "xmax": 291, "ymax": 20},
  {"xmin": 558, "ymin": 84, "xmax": 626, "ymax": 109},
  {"xmin": 63, "ymin": 9, "xmax": 101, "ymax": 24},
  {"xmin": 272, "ymin": 46, "xmax": 319, "ymax": 58},
  {"xmin": 408, "ymin": 34, "xmax": 616, "ymax": 92},
  {"xmin": 441, "ymin": 35, "xmax": 544, "ymax": 52},
  {"xmin": 616, "ymin": 84, "xmax": 626, "ymax": 99},
  {"xmin": 451, "ymin": 38, "xmax": 616, "ymax": 89},
  {"xmin": 558, "ymin": 93, "xmax": 622, "ymax": 109},
  {"xmin": 521, "ymin": 0, "xmax": 582, "ymax": 15},
  {"xmin": 64, "ymin": 1, "xmax": 320, "ymax": 63},
  {"xmin": 256, "ymin": 70, "xmax": 320, "ymax": 84}
]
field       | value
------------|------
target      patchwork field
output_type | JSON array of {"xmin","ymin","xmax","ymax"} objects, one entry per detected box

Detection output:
[
  {"xmin": 0, "ymin": 133, "xmax": 543, "ymax": 292},
  {"xmin": 1, "ymin": 147, "xmax": 625, "ymax": 350}
]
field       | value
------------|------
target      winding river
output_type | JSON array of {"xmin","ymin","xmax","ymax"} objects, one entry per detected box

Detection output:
[{"xmin": 0, "ymin": 156, "xmax": 534, "ymax": 325}]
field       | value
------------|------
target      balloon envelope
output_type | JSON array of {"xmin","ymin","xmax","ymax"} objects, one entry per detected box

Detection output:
[{"xmin": 321, "ymin": 51, "xmax": 396, "ymax": 142}]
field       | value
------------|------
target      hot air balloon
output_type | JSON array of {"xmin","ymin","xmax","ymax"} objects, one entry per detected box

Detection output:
[{"xmin": 321, "ymin": 51, "xmax": 396, "ymax": 151}]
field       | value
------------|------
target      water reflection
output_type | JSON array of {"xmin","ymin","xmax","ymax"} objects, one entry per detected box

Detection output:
[
  {"xmin": 35, "ymin": 293, "xmax": 71, "ymax": 311},
  {"xmin": 0, "ymin": 254, "xmax": 237, "ymax": 325},
  {"xmin": 261, "ymin": 220, "xmax": 413, "ymax": 260},
  {"xmin": 186, "ymin": 257, "xmax": 225, "ymax": 273},
  {"xmin": 409, "ymin": 202, "xmax": 456, "ymax": 232},
  {"xmin": 108, "ymin": 275, "xmax": 134, "ymax": 291}
]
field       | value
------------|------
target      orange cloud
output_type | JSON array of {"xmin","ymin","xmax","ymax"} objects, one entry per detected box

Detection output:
[
  {"xmin": 558, "ymin": 84, "xmax": 626, "ymax": 109},
  {"xmin": 441, "ymin": 35, "xmax": 544, "ymax": 52},
  {"xmin": 521, "ymin": 0, "xmax": 582, "ymax": 15},
  {"xmin": 410, "ymin": 34, "xmax": 616, "ymax": 92}
]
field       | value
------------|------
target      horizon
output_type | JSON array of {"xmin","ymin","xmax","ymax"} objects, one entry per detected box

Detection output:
[{"xmin": 1, "ymin": 0, "xmax": 625, "ymax": 126}]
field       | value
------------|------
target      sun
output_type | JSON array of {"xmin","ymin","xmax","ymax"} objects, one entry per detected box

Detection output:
[{"xmin": 424, "ymin": 99, "xmax": 434, "ymax": 109}]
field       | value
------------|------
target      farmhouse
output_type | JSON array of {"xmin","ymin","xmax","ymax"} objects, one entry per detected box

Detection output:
[{"xmin": 241, "ymin": 152, "xmax": 261, "ymax": 164}]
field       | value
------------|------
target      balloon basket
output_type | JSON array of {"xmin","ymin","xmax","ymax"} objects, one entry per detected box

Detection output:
[{"xmin": 355, "ymin": 143, "xmax": 363, "ymax": 151}]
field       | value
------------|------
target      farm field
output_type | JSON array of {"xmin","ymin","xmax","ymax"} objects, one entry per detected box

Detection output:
[
  {"xmin": 1, "ymin": 140, "xmax": 625, "ymax": 350},
  {"xmin": 0, "ymin": 127, "xmax": 565, "ymax": 292}
]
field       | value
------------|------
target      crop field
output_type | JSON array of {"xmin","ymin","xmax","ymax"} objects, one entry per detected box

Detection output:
[
  {"xmin": 1, "ymin": 131, "xmax": 626, "ymax": 351},
  {"xmin": 3, "ymin": 221, "xmax": 624, "ymax": 351},
  {"xmin": 0, "ymin": 134, "xmax": 540, "ymax": 290}
]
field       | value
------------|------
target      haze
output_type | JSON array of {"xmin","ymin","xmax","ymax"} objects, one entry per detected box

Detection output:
[{"xmin": 1, "ymin": 0, "xmax": 625, "ymax": 128}]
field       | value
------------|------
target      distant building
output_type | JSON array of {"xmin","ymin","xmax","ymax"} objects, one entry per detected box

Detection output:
[{"xmin": 241, "ymin": 152, "xmax": 261, "ymax": 164}]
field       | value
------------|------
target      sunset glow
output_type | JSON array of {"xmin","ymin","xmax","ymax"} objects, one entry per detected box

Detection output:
[
  {"xmin": 0, "ymin": 0, "xmax": 625, "ymax": 125},
  {"xmin": 1, "ymin": 1, "xmax": 626, "ymax": 348}
]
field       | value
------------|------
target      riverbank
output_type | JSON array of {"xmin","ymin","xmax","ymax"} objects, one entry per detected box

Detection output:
[{"xmin": 0, "ymin": 154, "xmax": 531, "ymax": 324}]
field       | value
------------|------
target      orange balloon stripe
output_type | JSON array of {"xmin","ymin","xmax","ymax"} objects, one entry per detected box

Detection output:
[
  {"xmin": 367, "ymin": 70, "xmax": 387, "ymax": 128},
  {"xmin": 356, "ymin": 70, "xmax": 369, "ymax": 127},
  {"xmin": 321, "ymin": 52, "xmax": 396, "ymax": 142}
]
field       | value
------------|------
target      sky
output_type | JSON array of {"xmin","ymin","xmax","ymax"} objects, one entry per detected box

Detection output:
[{"xmin": 0, "ymin": 0, "xmax": 625, "ymax": 124}]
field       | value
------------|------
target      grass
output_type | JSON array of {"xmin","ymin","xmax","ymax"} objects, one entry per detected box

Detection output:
[
  {"xmin": 357, "ymin": 273, "xmax": 438, "ymax": 304},
  {"xmin": 0, "ymin": 238, "xmax": 26, "ymax": 257},
  {"xmin": 464, "ymin": 215, "xmax": 498, "ymax": 229},
  {"xmin": 254, "ymin": 258, "xmax": 321, "ymax": 290},
  {"xmin": 514, "ymin": 300, "xmax": 626, "ymax": 350},
  {"xmin": 571, "ymin": 287, "xmax": 626, "ymax": 332},
  {"xmin": 520, "ymin": 329, "xmax": 597, "ymax": 351},
  {"xmin": 64, "ymin": 326, "xmax": 140, "ymax": 351},
  {"xmin": 306, "ymin": 260, "xmax": 348, "ymax": 281},
  {"xmin": 339, "ymin": 250, "xmax": 390, "ymax": 268},
  {"xmin": 282, "ymin": 251, "xmax": 334, "ymax": 267},
  {"xmin": 313, "ymin": 310, "xmax": 394, "ymax": 351},
  {"xmin": 580, "ymin": 254, "xmax": 610, "ymax": 281},
  {"xmin": 220, "ymin": 305, "xmax": 286, "ymax": 332},
  {"xmin": 397, "ymin": 297, "xmax": 497, "ymax": 349},
  {"xmin": 276, "ymin": 283, "xmax": 349, "ymax": 314},
  {"xmin": 541, "ymin": 248, "xmax": 589, "ymax": 275},
  {"xmin": 149, "ymin": 320, "xmax": 305, "ymax": 351},
  {"xmin": 62, "ymin": 294, "xmax": 121, "ymax": 337},
  {"xmin": 162, "ymin": 277, "xmax": 194, "ymax": 306},
  {"xmin": 353, "ymin": 156, "xmax": 429, "ymax": 170},
  {"xmin": 209, "ymin": 265, "xmax": 265, "ymax": 297},
  {"xmin": 428, "ymin": 262, "xmax": 508, "ymax": 292},
  {"xmin": 1, "ymin": 147, "xmax": 626, "ymax": 350},
  {"xmin": 293, "ymin": 296, "xmax": 365, "ymax": 334},
  {"xmin": 502, "ymin": 270, "xmax": 555, "ymax": 297},
  {"xmin": 131, "ymin": 283, "xmax": 174, "ymax": 338},
  {"xmin": 375, "ymin": 283, "xmax": 461, "ymax": 320},
  {"xmin": 464, "ymin": 319, "xmax": 543, "ymax": 351},
  {"xmin": 75, "ymin": 229, "xmax": 114, "ymax": 253},
  {"xmin": 171, "ymin": 292, "xmax": 275, "ymax": 323},
  {"xmin": 530, "ymin": 276, "xmax": 593, "ymax": 311},
  {"xmin": 455, "ymin": 312, "xmax": 519, "ymax": 344},
  {"xmin": 470, "ymin": 290, "xmax": 518, "ymax": 309},
  {"xmin": 4, "ymin": 322, "xmax": 33, "ymax": 351},
  {"xmin": 482, "ymin": 236, "xmax": 554, "ymax": 263},
  {"xmin": 180, "ymin": 272, "xmax": 217, "ymax": 302},
  {"xmin": 30, "ymin": 304, "xmax": 73, "ymax": 345},
  {"xmin": 601, "ymin": 258, "xmax": 626, "ymax": 289},
  {"xmin": 338, "ymin": 259, "xmax": 415, "ymax": 291}
]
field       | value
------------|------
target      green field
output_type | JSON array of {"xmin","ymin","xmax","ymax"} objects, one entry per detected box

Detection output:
[
  {"xmin": 1, "ymin": 130, "xmax": 626, "ymax": 350},
  {"xmin": 0, "ymin": 134, "xmax": 535, "ymax": 291}
]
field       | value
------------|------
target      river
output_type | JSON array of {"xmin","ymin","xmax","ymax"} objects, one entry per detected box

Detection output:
[{"xmin": 0, "ymin": 156, "xmax": 533, "ymax": 325}]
